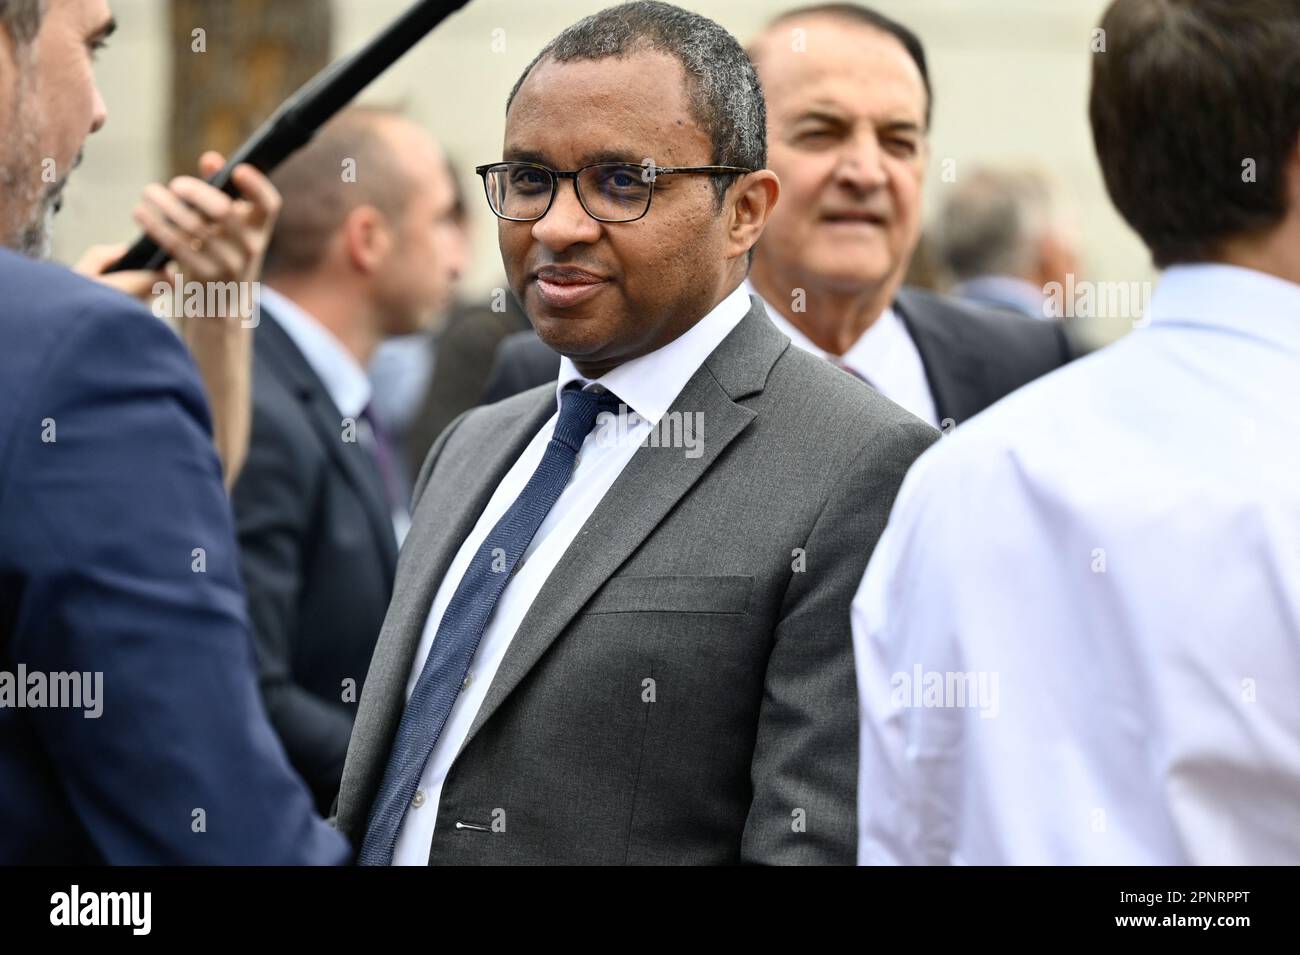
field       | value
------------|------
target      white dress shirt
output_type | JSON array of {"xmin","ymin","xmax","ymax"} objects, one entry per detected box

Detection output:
[
  {"xmin": 852, "ymin": 263, "xmax": 1300, "ymax": 864},
  {"xmin": 742, "ymin": 279, "xmax": 939, "ymax": 427},
  {"xmin": 259, "ymin": 286, "xmax": 408, "ymax": 543},
  {"xmin": 390, "ymin": 283, "xmax": 751, "ymax": 865}
]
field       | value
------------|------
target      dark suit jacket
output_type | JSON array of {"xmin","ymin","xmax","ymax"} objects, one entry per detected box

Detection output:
[
  {"xmin": 482, "ymin": 286, "xmax": 1072, "ymax": 426},
  {"xmin": 893, "ymin": 286, "xmax": 1072, "ymax": 426},
  {"xmin": 337, "ymin": 296, "xmax": 938, "ymax": 864},
  {"xmin": 231, "ymin": 306, "xmax": 398, "ymax": 813},
  {"xmin": 480, "ymin": 314, "xmax": 563, "ymax": 406},
  {"xmin": 405, "ymin": 296, "xmax": 530, "ymax": 483},
  {"xmin": 0, "ymin": 249, "xmax": 347, "ymax": 864}
]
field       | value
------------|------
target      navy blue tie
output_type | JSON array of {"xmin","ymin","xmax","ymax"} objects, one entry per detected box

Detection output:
[{"xmin": 358, "ymin": 384, "xmax": 624, "ymax": 865}]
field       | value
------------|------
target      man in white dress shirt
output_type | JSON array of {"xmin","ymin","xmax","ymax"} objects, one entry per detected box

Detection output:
[{"xmin": 853, "ymin": 0, "xmax": 1300, "ymax": 864}]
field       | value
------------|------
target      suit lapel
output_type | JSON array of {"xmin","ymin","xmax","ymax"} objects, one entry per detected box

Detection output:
[
  {"xmin": 338, "ymin": 390, "xmax": 555, "ymax": 833},
  {"xmin": 457, "ymin": 298, "xmax": 787, "ymax": 755},
  {"xmin": 894, "ymin": 288, "xmax": 988, "ymax": 426},
  {"xmin": 257, "ymin": 310, "xmax": 398, "ymax": 578}
]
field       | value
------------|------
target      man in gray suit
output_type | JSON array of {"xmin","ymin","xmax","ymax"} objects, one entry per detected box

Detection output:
[{"xmin": 337, "ymin": 0, "xmax": 936, "ymax": 865}]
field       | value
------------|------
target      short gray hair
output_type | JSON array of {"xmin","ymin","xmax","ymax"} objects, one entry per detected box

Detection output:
[
  {"xmin": 0, "ymin": 0, "xmax": 45, "ymax": 46},
  {"xmin": 506, "ymin": 1, "xmax": 765, "ymax": 204},
  {"xmin": 930, "ymin": 168, "xmax": 1062, "ymax": 281}
]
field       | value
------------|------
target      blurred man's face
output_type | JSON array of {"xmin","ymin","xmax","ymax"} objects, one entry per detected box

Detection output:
[
  {"xmin": 499, "ymin": 51, "xmax": 738, "ymax": 375},
  {"xmin": 751, "ymin": 18, "xmax": 928, "ymax": 298},
  {"xmin": 374, "ymin": 123, "xmax": 466, "ymax": 335},
  {"xmin": 0, "ymin": 0, "xmax": 111, "ymax": 256}
]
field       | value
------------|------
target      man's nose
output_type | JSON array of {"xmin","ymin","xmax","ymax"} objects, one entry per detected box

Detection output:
[
  {"xmin": 90, "ymin": 84, "xmax": 108, "ymax": 135},
  {"xmin": 835, "ymin": 132, "xmax": 889, "ymax": 193},
  {"xmin": 530, "ymin": 177, "xmax": 602, "ymax": 251}
]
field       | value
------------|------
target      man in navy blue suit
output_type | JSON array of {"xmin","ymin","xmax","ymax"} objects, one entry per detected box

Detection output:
[{"xmin": 0, "ymin": 0, "xmax": 347, "ymax": 863}]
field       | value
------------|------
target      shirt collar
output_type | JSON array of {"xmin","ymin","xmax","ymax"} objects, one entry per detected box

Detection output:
[
  {"xmin": 554, "ymin": 282, "xmax": 752, "ymax": 425},
  {"xmin": 740, "ymin": 277, "xmax": 905, "ymax": 381},
  {"xmin": 952, "ymin": 275, "xmax": 1051, "ymax": 319},
  {"xmin": 260, "ymin": 285, "xmax": 372, "ymax": 419},
  {"xmin": 839, "ymin": 305, "xmax": 910, "ymax": 377},
  {"xmin": 743, "ymin": 278, "xmax": 823, "ymax": 358},
  {"xmin": 1147, "ymin": 264, "xmax": 1300, "ymax": 358}
]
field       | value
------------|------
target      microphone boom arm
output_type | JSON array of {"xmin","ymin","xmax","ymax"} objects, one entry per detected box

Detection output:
[{"xmin": 108, "ymin": 0, "xmax": 472, "ymax": 273}]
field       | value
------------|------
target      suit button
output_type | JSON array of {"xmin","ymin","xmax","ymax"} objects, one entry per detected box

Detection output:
[{"xmin": 411, "ymin": 789, "xmax": 427, "ymax": 809}]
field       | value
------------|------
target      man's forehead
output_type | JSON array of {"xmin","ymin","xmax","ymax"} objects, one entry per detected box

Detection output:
[
  {"xmin": 504, "ymin": 52, "xmax": 710, "ymax": 165},
  {"xmin": 769, "ymin": 79, "xmax": 926, "ymax": 130},
  {"xmin": 754, "ymin": 13, "xmax": 909, "ymax": 57},
  {"xmin": 383, "ymin": 116, "xmax": 441, "ymax": 163},
  {"xmin": 508, "ymin": 51, "xmax": 693, "ymax": 121},
  {"xmin": 758, "ymin": 36, "xmax": 924, "ymax": 125},
  {"xmin": 502, "ymin": 145, "xmax": 643, "ymax": 165},
  {"xmin": 755, "ymin": 19, "xmax": 925, "ymax": 103}
]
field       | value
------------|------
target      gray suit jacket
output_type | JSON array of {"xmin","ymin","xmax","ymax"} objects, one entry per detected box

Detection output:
[{"xmin": 336, "ymin": 296, "xmax": 937, "ymax": 864}]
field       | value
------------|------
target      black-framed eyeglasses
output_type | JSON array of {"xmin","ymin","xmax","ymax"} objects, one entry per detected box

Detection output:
[{"xmin": 474, "ymin": 161, "xmax": 754, "ymax": 223}]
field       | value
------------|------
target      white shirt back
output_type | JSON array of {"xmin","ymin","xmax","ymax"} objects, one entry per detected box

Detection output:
[{"xmin": 853, "ymin": 264, "xmax": 1300, "ymax": 864}]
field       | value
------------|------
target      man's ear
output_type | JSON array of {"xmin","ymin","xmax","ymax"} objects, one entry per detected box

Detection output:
[
  {"xmin": 1035, "ymin": 230, "xmax": 1079, "ymax": 291},
  {"xmin": 727, "ymin": 169, "xmax": 780, "ymax": 260},
  {"xmin": 342, "ymin": 205, "xmax": 393, "ymax": 274}
]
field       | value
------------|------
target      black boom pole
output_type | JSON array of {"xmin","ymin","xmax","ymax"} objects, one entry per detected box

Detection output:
[{"xmin": 108, "ymin": 0, "xmax": 473, "ymax": 273}]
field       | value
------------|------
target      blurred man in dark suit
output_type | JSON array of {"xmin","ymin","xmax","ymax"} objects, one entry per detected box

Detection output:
[
  {"xmin": 485, "ymin": 4, "xmax": 1072, "ymax": 427},
  {"xmin": 480, "ymin": 309, "xmax": 560, "ymax": 404},
  {"xmin": 0, "ymin": 0, "xmax": 346, "ymax": 863},
  {"xmin": 234, "ymin": 108, "xmax": 465, "ymax": 812},
  {"xmin": 405, "ymin": 293, "xmax": 530, "ymax": 481},
  {"xmin": 337, "ymin": 0, "xmax": 935, "ymax": 866}
]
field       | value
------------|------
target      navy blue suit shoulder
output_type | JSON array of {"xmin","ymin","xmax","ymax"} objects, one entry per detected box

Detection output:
[{"xmin": 0, "ymin": 250, "xmax": 348, "ymax": 864}]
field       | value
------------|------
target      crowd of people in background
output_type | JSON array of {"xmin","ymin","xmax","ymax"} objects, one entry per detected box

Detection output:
[{"xmin": 1, "ymin": 0, "xmax": 1297, "ymax": 865}]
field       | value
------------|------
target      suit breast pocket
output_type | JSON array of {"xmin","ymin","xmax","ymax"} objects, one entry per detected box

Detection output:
[{"xmin": 582, "ymin": 574, "xmax": 754, "ymax": 616}]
